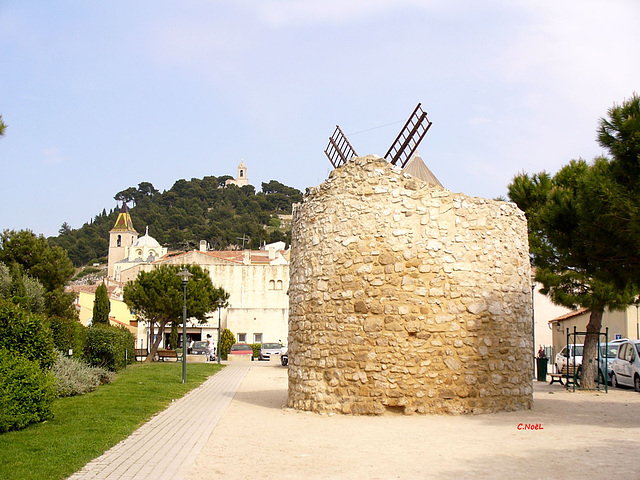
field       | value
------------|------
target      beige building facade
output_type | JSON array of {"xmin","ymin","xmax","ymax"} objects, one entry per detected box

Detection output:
[
  {"xmin": 69, "ymin": 285, "xmax": 138, "ymax": 335},
  {"xmin": 549, "ymin": 306, "xmax": 640, "ymax": 365}
]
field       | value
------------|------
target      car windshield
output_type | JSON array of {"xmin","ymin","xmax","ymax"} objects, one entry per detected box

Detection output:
[
  {"xmin": 262, "ymin": 343, "xmax": 281, "ymax": 349},
  {"xmin": 193, "ymin": 341, "xmax": 207, "ymax": 348},
  {"xmin": 573, "ymin": 346, "xmax": 583, "ymax": 356}
]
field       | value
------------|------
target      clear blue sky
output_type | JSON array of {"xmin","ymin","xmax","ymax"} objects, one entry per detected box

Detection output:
[{"xmin": 1, "ymin": 1, "xmax": 638, "ymax": 238}]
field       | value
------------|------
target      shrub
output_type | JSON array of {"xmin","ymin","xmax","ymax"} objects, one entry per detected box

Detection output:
[
  {"xmin": 52, "ymin": 351, "xmax": 113, "ymax": 397},
  {"xmin": 0, "ymin": 348, "xmax": 55, "ymax": 433},
  {"xmin": 251, "ymin": 343, "xmax": 261, "ymax": 358},
  {"xmin": 220, "ymin": 328, "xmax": 235, "ymax": 360},
  {"xmin": 0, "ymin": 299, "xmax": 56, "ymax": 369},
  {"xmin": 269, "ymin": 217, "xmax": 281, "ymax": 228},
  {"xmin": 85, "ymin": 324, "xmax": 135, "ymax": 371},
  {"xmin": 49, "ymin": 315, "xmax": 87, "ymax": 358}
]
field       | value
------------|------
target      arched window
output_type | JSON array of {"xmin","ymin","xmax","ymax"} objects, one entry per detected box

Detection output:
[
  {"xmin": 269, "ymin": 280, "xmax": 275, "ymax": 290},
  {"xmin": 117, "ymin": 235, "xmax": 122, "ymax": 247},
  {"xmin": 276, "ymin": 280, "xmax": 283, "ymax": 290}
]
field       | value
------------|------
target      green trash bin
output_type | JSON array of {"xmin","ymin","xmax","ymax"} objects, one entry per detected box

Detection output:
[{"xmin": 536, "ymin": 357, "xmax": 548, "ymax": 381}]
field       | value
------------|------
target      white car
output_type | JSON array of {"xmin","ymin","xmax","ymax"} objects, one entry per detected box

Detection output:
[
  {"xmin": 555, "ymin": 344, "xmax": 584, "ymax": 373},
  {"xmin": 610, "ymin": 339, "xmax": 640, "ymax": 392},
  {"xmin": 259, "ymin": 342, "xmax": 283, "ymax": 361}
]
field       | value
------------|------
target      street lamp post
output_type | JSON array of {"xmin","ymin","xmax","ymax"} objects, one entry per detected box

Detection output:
[
  {"xmin": 177, "ymin": 268, "xmax": 193, "ymax": 384},
  {"xmin": 216, "ymin": 298, "xmax": 223, "ymax": 365}
]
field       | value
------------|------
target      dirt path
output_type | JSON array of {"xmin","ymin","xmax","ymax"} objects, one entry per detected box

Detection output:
[{"xmin": 188, "ymin": 362, "xmax": 640, "ymax": 480}]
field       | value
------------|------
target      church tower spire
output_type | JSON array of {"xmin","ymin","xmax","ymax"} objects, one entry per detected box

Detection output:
[
  {"xmin": 108, "ymin": 204, "xmax": 138, "ymax": 280},
  {"xmin": 225, "ymin": 160, "xmax": 249, "ymax": 187}
]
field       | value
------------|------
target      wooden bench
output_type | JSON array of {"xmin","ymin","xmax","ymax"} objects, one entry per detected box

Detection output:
[
  {"xmin": 156, "ymin": 350, "xmax": 182, "ymax": 362},
  {"xmin": 549, "ymin": 364, "xmax": 580, "ymax": 386},
  {"xmin": 134, "ymin": 349, "xmax": 147, "ymax": 361}
]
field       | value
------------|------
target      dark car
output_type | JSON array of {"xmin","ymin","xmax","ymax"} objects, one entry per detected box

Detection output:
[{"xmin": 191, "ymin": 341, "xmax": 208, "ymax": 355}]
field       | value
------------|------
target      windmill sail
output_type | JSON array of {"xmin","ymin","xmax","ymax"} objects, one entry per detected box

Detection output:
[
  {"xmin": 384, "ymin": 103, "xmax": 432, "ymax": 168},
  {"xmin": 324, "ymin": 125, "xmax": 359, "ymax": 169}
]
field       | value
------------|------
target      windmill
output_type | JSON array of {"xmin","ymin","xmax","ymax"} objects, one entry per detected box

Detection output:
[{"xmin": 324, "ymin": 103, "xmax": 433, "ymax": 169}]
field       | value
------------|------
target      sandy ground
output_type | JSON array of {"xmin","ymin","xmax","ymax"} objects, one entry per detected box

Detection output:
[{"xmin": 188, "ymin": 362, "xmax": 640, "ymax": 480}]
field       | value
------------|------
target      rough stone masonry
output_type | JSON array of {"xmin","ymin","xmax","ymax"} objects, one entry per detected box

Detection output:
[{"xmin": 287, "ymin": 156, "xmax": 533, "ymax": 415}]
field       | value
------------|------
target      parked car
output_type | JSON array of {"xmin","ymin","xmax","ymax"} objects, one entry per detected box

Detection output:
[
  {"xmin": 555, "ymin": 344, "xmax": 584, "ymax": 373},
  {"xmin": 191, "ymin": 341, "xmax": 208, "ymax": 356},
  {"xmin": 599, "ymin": 340, "xmax": 624, "ymax": 385},
  {"xmin": 610, "ymin": 339, "xmax": 640, "ymax": 391},
  {"xmin": 259, "ymin": 342, "xmax": 282, "ymax": 361},
  {"xmin": 229, "ymin": 343, "xmax": 253, "ymax": 356},
  {"xmin": 280, "ymin": 345, "xmax": 288, "ymax": 366}
]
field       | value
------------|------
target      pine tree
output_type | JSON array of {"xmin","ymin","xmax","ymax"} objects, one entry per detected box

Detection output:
[{"xmin": 508, "ymin": 95, "xmax": 640, "ymax": 388}]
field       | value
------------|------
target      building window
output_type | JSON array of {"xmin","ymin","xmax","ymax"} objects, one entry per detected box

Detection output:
[
  {"xmin": 117, "ymin": 235, "xmax": 122, "ymax": 247},
  {"xmin": 269, "ymin": 279, "xmax": 275, "ymax": 290},
  {"xmin": 276, "ymin": 280, "xmax": 283, "ymax": 290},
  {"xmin": 254, "ymin": 333, "xmax": 263, "ymax": 344},
  {"xmin": 237, "ymin": 333, "xmax": 246, "ymax": 343}
]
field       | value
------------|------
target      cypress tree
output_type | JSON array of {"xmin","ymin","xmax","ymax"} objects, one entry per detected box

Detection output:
[{"xmin": 92, "ymin": 283, "xmax": 110, "ymax": 325}]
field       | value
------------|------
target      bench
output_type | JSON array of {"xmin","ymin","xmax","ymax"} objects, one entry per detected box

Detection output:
[
  {"xmin": 134, "ymin": 349, "xmax": 147, "ymax": 361},
  {"xmin": 549, "ymin": 364, "xmax": 580, "ymax": 386},
  {"xmin": 156, "ymin": 350, "xmax": 182, "ymax": 362}
]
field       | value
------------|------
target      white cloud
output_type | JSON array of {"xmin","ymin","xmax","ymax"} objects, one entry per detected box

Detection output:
[
  {"xmin": 468, "ymin": 117, "xmax": 491, "ymax": 125},
  {"xmin": 502, "ymin": 1, "xmax": 640, "ymax": 108},
  {"xmin": 246, "ymin": 0, "xmax": 445, "ymax": 26},
  {"xmin": 42, "ymin": 147, "xmax": 67, "ymax": 165}
]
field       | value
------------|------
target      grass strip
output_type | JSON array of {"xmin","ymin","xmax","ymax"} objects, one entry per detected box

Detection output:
[{"xmin": 0, "ymin": 362, "xmax": 223, "ymax": 480}]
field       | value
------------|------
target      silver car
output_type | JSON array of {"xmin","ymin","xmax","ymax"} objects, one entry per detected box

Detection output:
[
  {"xmin": 599, "ymin": 341, "xmax": 624, "ymax": 385},
  {"xmin": 259, "ymin": 342, "xmax": 282, "ymax": 361},
  {"xmin": 610, "ymin": 339, "xmax": 640, "ymax": 391}
]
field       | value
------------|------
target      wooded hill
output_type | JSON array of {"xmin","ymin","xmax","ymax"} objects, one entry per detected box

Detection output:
[{"xmin": 49, "ymin": 176, "xmax": 303, "ymax": 267}]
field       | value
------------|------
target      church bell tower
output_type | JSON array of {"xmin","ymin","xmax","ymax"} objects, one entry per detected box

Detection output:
[{"xmin": 108, "ymin": 204, "xmax": 138, "ymax": 280}]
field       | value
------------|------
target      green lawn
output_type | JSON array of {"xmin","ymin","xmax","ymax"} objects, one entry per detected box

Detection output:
[{"xmin": 0, "ymin": 362, "xmax": 223, "ymax": 480}]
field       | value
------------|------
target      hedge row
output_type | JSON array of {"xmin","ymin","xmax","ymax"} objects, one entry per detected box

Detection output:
[
  {"xmin": 85, "ymin": 324, "xmax": 135, "ymax": 371},
  {"xmin": 0, "ymin": 300, "xmax": 56, "ymax": 369},
  {"xmin": 0, "ymin": 348, "xmax": 55, "ymax": 433},
  {"xmin": 0, "ymin": 299, "xmax": 135, "ymax": 433}
]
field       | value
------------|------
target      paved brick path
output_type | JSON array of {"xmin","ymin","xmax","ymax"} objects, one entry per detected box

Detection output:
[{"xmin": 67, "ymin": 364, "xmax": 249, "ymax": 480}]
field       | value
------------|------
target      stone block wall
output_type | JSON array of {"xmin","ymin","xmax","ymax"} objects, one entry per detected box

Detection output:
[{"xmin": 287, "ymin": 156, "xmax": 533, "ymax": 415}]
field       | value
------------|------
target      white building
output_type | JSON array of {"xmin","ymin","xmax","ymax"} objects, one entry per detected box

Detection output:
[
  {"xmin": 224, "ymin": 160, "xmax": 249, "ymax": 187},
  {"xmin": 106, "ymin": 201, "xmax": 289, "ymax": 352}
]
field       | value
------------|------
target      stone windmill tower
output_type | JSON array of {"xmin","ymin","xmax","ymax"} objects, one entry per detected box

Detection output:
[{"xmin": 287, "ymin": 104, "xmax": 533, "ymax": 415}]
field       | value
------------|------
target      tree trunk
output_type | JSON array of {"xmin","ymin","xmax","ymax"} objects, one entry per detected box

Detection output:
[
  {"xmin": 143, "ymin": 321, "xmax": 164, "ymax": 363},
  {"xmin": 581, "ymin": 308, "xmax": 604, "ymax": 389}
]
